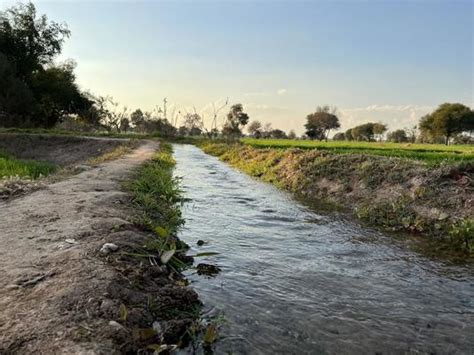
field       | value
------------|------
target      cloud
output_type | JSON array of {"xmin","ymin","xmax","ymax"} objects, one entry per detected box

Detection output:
[
  {"xmin": 277, "ymin": 88, "xmax": 287, "ymax": 96},
  {"xmin": 338, "ymin": 104, "xmax": 434, "ymax": 132}
]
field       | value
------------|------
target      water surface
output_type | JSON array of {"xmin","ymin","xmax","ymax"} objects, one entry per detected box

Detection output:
[{"xmin": 174, "ymin": 144, "xmax": 473, "ymax": 354}]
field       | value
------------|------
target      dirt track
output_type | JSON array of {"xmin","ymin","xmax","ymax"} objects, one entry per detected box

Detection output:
[{"xmin": 0, "ymin": 140, "xmax": 197, "ymax": 353}]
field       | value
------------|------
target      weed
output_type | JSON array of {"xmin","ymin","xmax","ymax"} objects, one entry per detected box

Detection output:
[{"xmin": 450, "ymin": 219, "xmax": 474, "ymax": 253}]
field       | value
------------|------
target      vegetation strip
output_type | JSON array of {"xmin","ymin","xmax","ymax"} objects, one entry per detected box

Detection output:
[
  {"xmin": 0, "ymin": 151, "xmax": 56, "ymax": 179},
  {"xmin": 242, "ymin": 138, "xmax": 474, "ymax": 164},
  {"xmin": 201, "ymin": 142, "xmax": 473, "ymax": 260}
]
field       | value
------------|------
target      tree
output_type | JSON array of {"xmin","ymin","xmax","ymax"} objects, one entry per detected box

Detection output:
[
  {"xmin": 0, "ymin": 2, "xmax": 90, "ymax": 128},
  {"xmin": 247, "ymin": 120, "xmax": 262, "ymax": 138},
  {"xmin": 182, "ymin": 113, "xmax": 203, "ymax": 135},
  {"xmin": 304, "ymin": 106, "xmax": 340, "ymax": 141},
  {"xmin": 350, "ymin": 122, "xmax": 380, "ymax": 141},
  {"xmin": 288, "ymin": 130, "xmax": 296, "ymax": 139},
  {"xmin": 0, "ymin": 2, "xmax": 70, "ymax": 81},
  {"xmin": 270, "ymin": 129, "xmax": 287, "ymax": 139},
  {"xmin": 333, "ymin": 132, "xmax": 346, "ymax": 141},
  {"xmin": 29, "ymin": 61, "xmax": 93, "ymax": 127},
  {"xmin": 222, "ymin": 103, "xmax": 249, "ymax": 138},
  {"xmin": 119, "ymin": 117, "xmax": 130, "ymax": 132},
  {"xmin": 373, "ymin": 122, "xmax": 388, "ymax": 141},
  {"xmin": 419, "ymin": 103, "xmax": 474, "ymax": 145},
  {"xmin": 387, "ymin": 129, "xmax": 408, "ymax": 143},
  {"xmin": 0, "ymin": 53, "xmax": 35, "ymax": 127},
  {"xmin": 130, "ymin": 109, "xmax": 145, "ymax": 127}
]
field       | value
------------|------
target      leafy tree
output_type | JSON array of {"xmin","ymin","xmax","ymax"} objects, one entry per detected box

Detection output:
[
  {"xmin": 0, "ymin": 2, "xmax": 91, "ymax": 127},
  {"xmin": 270, "ymin": 129, "xmax": 287, "ymax": 139},
  {"xmin": 0, "ymin": 53, "xmax": 35, "ymax": 126},
  {"xmin": 247, "ymin": 120, "xmax": 262, "ymax": 137},
  {"xmin": 373, "ymin": 122, "xmax": 388, "ymax": 141},
  {"xmin": 0, "ymin": 2, "xmax": 70, "ymax": 81},
  {"xmin": 222, "ymin": 103, "xmax": 249, "ymax": 138},
  {"xmin": 387, "ymin": 129, "xmax": 408, "ymax": 143},
  {"xmin": 333, "ymin": 132, "xmax": 346, "ymax": 141},
  {"xmin": 419, "ymin": 103, "xmax": 474, "ymax": 145},
  {"xmin": 304, "ymin": 106, "xmax": 340, "ymax": 141},
  {"xmin": 182, "ymin": 113, "xmax": 203, "ymax": 134},
  {"xmin": 130, "ymin": 109, "xmax": 145, "ymax": 127},
  {"xmin": 29, "ymin": 61, "xmax": 93, "ymax": 127},
  {"xmin": 350, "ymin": 122, "xmax": 382, "ymax": 141}
]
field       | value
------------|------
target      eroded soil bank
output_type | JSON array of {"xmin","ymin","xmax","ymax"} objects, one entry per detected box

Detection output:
[
  {"xmin": 201, "ymin": 143, "xmax": 473, "ymax": 259},
  {"xmin": 0, "ymin": 140, "xmax": 199, "ymax": 354}
]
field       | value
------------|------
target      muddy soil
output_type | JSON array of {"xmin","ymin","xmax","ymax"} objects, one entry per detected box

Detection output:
[
  {"xmin": 0, "ymin": 140, "xmax": 199, "ymax": 354},
  {"xmin": 0, "ymin": 133, "xmax": 128, "ymax": 166}
]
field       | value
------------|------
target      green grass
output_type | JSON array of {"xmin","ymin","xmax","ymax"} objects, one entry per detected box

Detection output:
[
  {"xmin": 0, "ymin": 151, "xmax": 56, "ymax": 179},
  {"xmin": 130, "ymin": 143, "xmax": 184, "ymax": 234},
  {"xmin": 128, "ymin": 142, "xmax": 191, "ymax": 271},
  {"xmin": 242, "ymin": 138, "xmax": 474, "ymax": 163}
]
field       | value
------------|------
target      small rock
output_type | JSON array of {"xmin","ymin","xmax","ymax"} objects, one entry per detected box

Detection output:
[
  {"xmin": 108, "ymin": 320, "xmax": 124, "ymax": 329},
  {"xmin": 196, "ymin": 240, "xmax": 205, "ymax": 246},
  {"xmin": 65, "ymin": 239, "xmax": 78, "ymax": 244},
  {"xmin": 196, "ymin": 263, "xmax": 221, "ymax": 277},
  {"xmin": 100, "ymin": 243, "xmax": 119, "ymax": 254}
]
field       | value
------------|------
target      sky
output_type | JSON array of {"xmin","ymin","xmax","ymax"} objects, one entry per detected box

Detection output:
[{"xmin": 1, "ymin": 0, "xmax": 472, "ymax": 134}]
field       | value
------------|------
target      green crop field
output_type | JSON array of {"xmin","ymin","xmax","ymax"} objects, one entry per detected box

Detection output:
[
  {"xmin": 0, "ymin": 152, "xmax": 56, "ymax": 179},
  {"xmin": 241, "ymin": 138, "xmax": 474, "ymax": 163}
]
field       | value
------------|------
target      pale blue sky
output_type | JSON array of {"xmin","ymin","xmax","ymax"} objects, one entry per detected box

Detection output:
[{"xmin": 2, "ymin": 0, "xmax": 473, "ymax": 133}]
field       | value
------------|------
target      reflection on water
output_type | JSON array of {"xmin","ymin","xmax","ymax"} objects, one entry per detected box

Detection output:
[{"xmin": 173, "ymin": 144, "xmax": 474, "ymax": 354}]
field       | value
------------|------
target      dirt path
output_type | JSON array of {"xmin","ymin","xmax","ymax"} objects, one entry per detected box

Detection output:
[{"xmin": 0, "ymin": 140, "xmax": 172, "ymax": 353}]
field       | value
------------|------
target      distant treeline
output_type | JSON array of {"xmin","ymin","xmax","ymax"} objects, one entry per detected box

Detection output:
[{"xmin": 1, "ymin": 3, "xmax": 472, "ymax": 145}]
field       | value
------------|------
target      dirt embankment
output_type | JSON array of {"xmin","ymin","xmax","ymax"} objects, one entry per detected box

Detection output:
[
  {"xmin": 0, "ymin": 140, "xmax": 200, "ymax": 354},
  {"xmin": 202, "ymin": 143, "xmax": 474, "ymax": 257},
  {"xmin": 0, "ymin": 133, "xmax": 128, "ymax": 166}
]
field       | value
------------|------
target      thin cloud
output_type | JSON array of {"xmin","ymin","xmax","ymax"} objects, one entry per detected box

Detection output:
[{"xmin": 277, "ymin": 89, "xmax": 287, "ymax": 96}]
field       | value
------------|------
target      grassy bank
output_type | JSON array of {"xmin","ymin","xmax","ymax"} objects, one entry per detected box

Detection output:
[
  {"xmin": 242, "ymin": 138, "xmax": 474, "ymax": 164},
  {"xmin": 201, "ymin": 142, "xmax": 474, "ymax": 259},
  {"xmin": 113, "ymin": 142, "xmax": 203, "ymax": 350},
  {"xmin": 0, "ymin": 151, "xmax": 56, "ymax": 179}
]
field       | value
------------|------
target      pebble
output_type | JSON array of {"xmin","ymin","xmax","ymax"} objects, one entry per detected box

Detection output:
[{"xmin": 100, "ymin": 243, "xmax": 119, "ymax": 254}]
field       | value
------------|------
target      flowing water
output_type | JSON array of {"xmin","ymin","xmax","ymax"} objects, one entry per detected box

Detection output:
[{"xmin": 173, "ymin": 144, "xmax": 474, "ymax": 355}]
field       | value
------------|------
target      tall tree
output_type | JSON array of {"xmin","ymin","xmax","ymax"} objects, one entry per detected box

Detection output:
[
  {"xmin": 0, "ymin": 2, "xmax": 91, "ymax": 127},
  {"xmin": 222, "ymin": 103, "xmax": 249, "ymax": 138},
  {"xmin": 0, "ymin": 2, "xmax": 70, "ymax": 81},
  {"xmin": 304, "ymin": 106, "xmax": 340, "ymax": 141},
  {"xmin": 419, "ymin": 103, "xmax": 474, "ymax": 145}
]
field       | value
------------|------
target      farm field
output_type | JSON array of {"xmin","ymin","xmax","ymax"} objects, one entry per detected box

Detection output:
[
  {"xmin": 242, "ymin": 138, "xmax": 474, "ymax": 163},
  {"xmin": 0, "ymin": 151, "xmax": 56, "ymax": 179}
]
